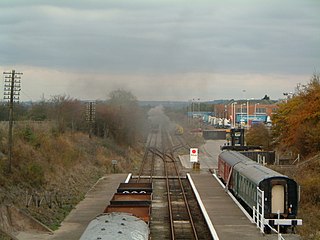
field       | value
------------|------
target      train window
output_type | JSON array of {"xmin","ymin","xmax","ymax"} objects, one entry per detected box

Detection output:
[
  {"xmin": 247, "ymin": 182, "xmax": 249, "ymax": 195},
  {"xmin": 246, "ymin": 179, "xmax": 249, "ymax": 195},
  {"xmin": 240, "ymin": 176, "xmax": 244, "ymax": 193},
  {"xmin": 252, "ymin": 183, "xmax": 255, "ymax": 198},
  {"xmin": 242, "ymin": 178, "xmax": 244, "ymax": 194},
  {"xmin": 251, "ymin": 183, "xmax": 254, "ymax": 199},
  {"xmin": 242, "ymin": 177, "xmax": 245, "ymax": 194}
]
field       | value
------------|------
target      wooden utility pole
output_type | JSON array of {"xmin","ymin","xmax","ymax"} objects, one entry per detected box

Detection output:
[
  {"xmin": 3, "ymin": 69, "xmax": 22, "ymax": 173},
  {"xmin": 86, "ymin": 101, "xmax": 96, "ymax": 138}
]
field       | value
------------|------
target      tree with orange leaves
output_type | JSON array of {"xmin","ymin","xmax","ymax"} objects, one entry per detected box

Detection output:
[{"xmin": 272, "ymin": 74, "xmax": 320, "ymax": 156}]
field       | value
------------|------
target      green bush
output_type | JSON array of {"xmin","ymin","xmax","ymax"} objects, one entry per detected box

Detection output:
[
  {"xmin": 18, "ymin": 126, "xmax": 41, "ymax": 148},
  {"xmin": 246, "ymin": 123, "xmax": 272, "ymax": 150},
  {"xmin": 21, "ymin": 162, "xmax": 45, "ymax": 187}
]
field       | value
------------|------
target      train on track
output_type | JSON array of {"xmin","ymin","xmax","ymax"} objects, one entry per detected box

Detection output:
[
  {"xmin": 174, "ymin": 124, "xmax": 184, "ymax": 135},
  {"xmin": 80, "ymin": 182, "xmax": 152, "ymax": 240},
  {"xmin": 218, "ymin": 150, "xmax": 301, "ymax": 232}
]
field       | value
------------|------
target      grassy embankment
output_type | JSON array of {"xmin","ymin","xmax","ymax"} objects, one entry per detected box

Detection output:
[
  {"xmin": 0, "ymin": 121, "xmax": 143, "ymax": 231},
  {"xmin": 272, "ymin": 155, "xmax": 320, "ymax": 240}
]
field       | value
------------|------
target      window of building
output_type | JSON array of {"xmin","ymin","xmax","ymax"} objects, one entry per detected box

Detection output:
[{"xmin": 256, "ymin": 108, "xmax": 266, "ymax": 113}]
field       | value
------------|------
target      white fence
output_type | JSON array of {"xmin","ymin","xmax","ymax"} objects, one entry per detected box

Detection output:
[
  {"xmin": 252, "ymin": 187, "xmax": 285, "ymax": 240},
  {"xmin": 253, "ymin": 187, "xmax": 265, "ymax": 233}
]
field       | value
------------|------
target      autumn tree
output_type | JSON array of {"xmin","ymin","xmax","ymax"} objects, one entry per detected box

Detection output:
[
  {"xmin": 27, "ymin": 101, "xmax": 48, "ymax": 121},
  {"xmin": 272, "ymin": 74, "xmax": 320, "ymax": 156},
  {"xmin": 47, "ymin": 95, "xmax": 85, "ymax": 133},
  {"xmin": 95, "ymin": 89, "xmax": 145, "ymax": 146},
  {"xmin": 246, "ymin": 123, "xmax": 272, "ymax": 150}
]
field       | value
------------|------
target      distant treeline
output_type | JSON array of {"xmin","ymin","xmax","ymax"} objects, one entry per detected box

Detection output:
[{"xmin": 0, "ymin": 90, "xmax": 148, "ymax": 146}]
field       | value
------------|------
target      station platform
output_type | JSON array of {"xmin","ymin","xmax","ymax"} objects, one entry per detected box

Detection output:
[
  {"xmin": 17, "ymin": 174, "xmax": 127, "ymax": 240},
  {"xmin": 189, "ymin": 172, "xmax": 265, "ymax": 240},
  {"xmin": 48, "ymin": 174, "xmax": 128, "ymax": 240}
]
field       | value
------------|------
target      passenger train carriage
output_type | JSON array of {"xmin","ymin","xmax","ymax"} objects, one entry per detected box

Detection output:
[{"xmin": 218, "ymin": 151, "xmax": 301, "ymax": 231}]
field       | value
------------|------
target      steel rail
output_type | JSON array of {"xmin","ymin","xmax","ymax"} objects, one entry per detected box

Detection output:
[
  {"xmin": 164, "ymin": 152, "xmax": 176, "ymax": 239},
  {"xmin": 160, "ymin": 128, "xmax": 176, "ymax": 239},
  {"xmin": 149, "ymin": 133, "xmax": 158, "ymax": 183},
  {"xmin": 137, "ymin": 133, "xmax": 152, "ymax": 182},
  {"xmin": 163, "ymin": 129, "xmax": 199, "ymax": 240},
  {"xmin": 137, "ymin": 131, "xmax": 159, "ymax": 183},
  {"xmin": 171, "ymin": 151, "xmax": 199, "ymax": 240},
  {"xmin": 140, "ymin": 127, "xmax": 203, "ymax": 239}
]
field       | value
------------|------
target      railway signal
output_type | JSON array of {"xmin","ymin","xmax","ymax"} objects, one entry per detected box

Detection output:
[{"xmin": 190, "ymin": 148, "xmax": 198, "ymax": 162}]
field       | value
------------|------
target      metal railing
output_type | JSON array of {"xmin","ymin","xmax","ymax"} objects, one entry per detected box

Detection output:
[
  {"xmin": 253, "ymin": 187, "xmax": 264, "ymax": 233},
  {"xmin": 253, "ymin": 187, "xmax": 285, "ymax": 240},
  {"xmin": 265, "ymin": 219, "xmax": 285, "ymax": 240}
]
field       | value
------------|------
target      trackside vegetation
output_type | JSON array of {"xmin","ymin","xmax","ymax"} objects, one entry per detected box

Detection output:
[
  {"xmin": 249, "ymin": 74, "xmax": 320, "ymax": 239},
  {"xmin": 0, "ymin": 90, "xmax": 147, "ymax": 233},
  {"xmin": 1, "ymin": 77, "xmax": 320, "ymax": 239}
]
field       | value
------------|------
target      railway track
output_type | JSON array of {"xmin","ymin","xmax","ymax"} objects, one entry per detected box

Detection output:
[{"xmin": 131, "ymin": 127, "xmax": 212, "ymax": 240}]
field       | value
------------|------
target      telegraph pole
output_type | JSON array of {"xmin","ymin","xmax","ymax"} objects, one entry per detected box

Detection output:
[
  {"xmin": 3, "ymin": 69, "xmax": 22, "ymax": 173},
  {"xmin": 86, "ymin": 101, "xmax": 96, "ymax": 138}
]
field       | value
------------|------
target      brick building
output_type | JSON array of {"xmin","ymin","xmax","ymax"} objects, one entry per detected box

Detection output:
[{"xmin": 213, "ymin": 99, "xmax": 279, "ymax": 127}]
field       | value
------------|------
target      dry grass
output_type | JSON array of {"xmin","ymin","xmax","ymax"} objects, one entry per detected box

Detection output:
[
  {"xmin": 295, "ymin": 157, "xmax": 320, "ymax": 240},
  {"xmin": 273, "ymin": 155, "xmax": 320, "ymax": 240},
  {"xmin": 0, "ymin": 121, "xmax": 143, "ymax": 229}
]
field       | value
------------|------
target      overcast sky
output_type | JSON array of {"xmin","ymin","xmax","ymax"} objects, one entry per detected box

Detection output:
[{"xmin": 1, "ymin": 0, "xmax": 319, "ymax": 102}]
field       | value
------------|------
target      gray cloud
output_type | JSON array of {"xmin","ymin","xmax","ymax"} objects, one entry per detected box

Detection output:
[{"xmin": 0, "ymin": 0, "xmax": 319, "ymax": 101}]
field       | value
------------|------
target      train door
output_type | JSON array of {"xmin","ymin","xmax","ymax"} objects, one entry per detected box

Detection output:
[{"xmin": 271, "ymin": 185, "xmax": 285, "ymax": 213}]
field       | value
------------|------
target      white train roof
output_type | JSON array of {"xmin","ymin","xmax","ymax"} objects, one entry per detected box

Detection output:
[
  {"xmin": 80, "ymin": 212, "xmax": 149, "ymax": 240},
  {"xmin": 219, "ymin": 150, "xmax": 244, "ymax": 166},
  {"xmin": 220, "ymin": 151, "xmax": 289, "ymax": 184}
]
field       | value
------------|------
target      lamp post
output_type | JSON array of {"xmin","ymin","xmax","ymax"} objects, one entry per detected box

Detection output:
[
  {"xmin": 192, "ymin": 98, "xmax": 195, "ymax": 115},
  {"xmin": 232, "ymin": 102, "xmax": 237, "ymax": 128},
  {"xmin": 240, "ymin": 103, "xmax": 244, "ymax": 126},
  {"xmin": 188, "ymin": 99, "xmax": 192, "ymax": 124},
  {"xmin": 230, "ymin": 103, "xmax": 233, "ymax": 128},
  {"xmin": 197, "ymin": 98, "xmax": 201, "ymax": 129},
  {"xmin": 232, "ymin": 103, "xmax": 235, "ymax": 128},
  {"xmin": 240, "ymin": 103, "xmax": 247, "ymax": 125},
  {"xmin": 224, "ymin": 105, "xmax": 227, "ymax": 127},
  {"xmin": 254, "ymin": 103, "xmax": 260, "ymax": 118},
  {"xmin": 247, "ymin": 100, "xmax": 249, "ymax": 128}
]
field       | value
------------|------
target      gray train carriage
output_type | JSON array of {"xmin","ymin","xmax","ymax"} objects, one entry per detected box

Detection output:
[
  {"xmin": 219, "ymin": 151, "xmax": 301, "ymax": 230},
  {"xmin": 232, "ymin": 160, "xmax": 299, "ymax": 219},
  {"xmin": 80, "ymin": 213, "xmax": 149, "ymax": 240}
]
